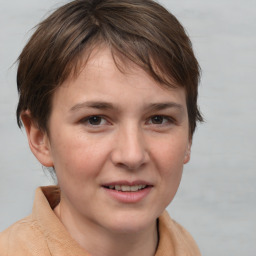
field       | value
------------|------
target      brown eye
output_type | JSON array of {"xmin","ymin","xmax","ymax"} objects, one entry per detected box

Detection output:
[
  {"xmin": 151, "ymin": 116, "xmax": 164, "ymax": 124},
  {"xmin": 80, "ymin": 115, "xmax": 110, "ymax": 130},
  {"xmin": 88, "ymin": 116, "xmax": 103, "ymax": 125},
  {"xmin": 147, "ymin": 115, "xmax": 174, "ymax": 126},
  {"xmin": 81, "ymin": 116, "xmax": 108, "ymax": 126}
]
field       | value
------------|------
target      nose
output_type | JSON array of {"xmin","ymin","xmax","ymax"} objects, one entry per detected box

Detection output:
[{"xmin": 110, "ymin": 125, "xmax": 149, "ymax": 170}]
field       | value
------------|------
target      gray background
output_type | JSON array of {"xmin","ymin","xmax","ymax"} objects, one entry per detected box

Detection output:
[{"xmin": 0, "ymin": 0, "xmax": 255, "ymax": 255}]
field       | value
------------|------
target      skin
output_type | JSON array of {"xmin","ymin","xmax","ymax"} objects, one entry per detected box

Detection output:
[{"xmin": 22, "ymin": 47, "xmax": 191, "ymax": 256}]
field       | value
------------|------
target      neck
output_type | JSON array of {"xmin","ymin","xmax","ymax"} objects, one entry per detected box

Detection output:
[{"xmin": 54, "ymin": 202, "xmax": 159, "ymax": 256}]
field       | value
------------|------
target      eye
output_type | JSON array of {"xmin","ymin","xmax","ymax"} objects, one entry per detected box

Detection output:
[
  {"xmin": 81, "ymin": 116, "xmax": 108, "ymax": 126},
  {"xmin": 147, "ymin": 115, "xmax": 174, "ymax": 125},
  {"xmin": 151, "ymin": 116, "xmax": 165, "ymax": 124}
]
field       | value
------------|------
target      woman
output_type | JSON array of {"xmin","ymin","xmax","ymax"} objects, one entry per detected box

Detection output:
[{"xmin": 0, "ymin": 0, "xmax": 203, "ymax": 255}]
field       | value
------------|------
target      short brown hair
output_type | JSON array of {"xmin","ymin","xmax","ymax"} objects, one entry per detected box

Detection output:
[{"xmin": 16, "ymin": 0, "xmax": 203, "ymax": 136}]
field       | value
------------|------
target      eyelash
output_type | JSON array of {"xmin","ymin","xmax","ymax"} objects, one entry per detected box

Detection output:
[
  {"xmin": 80, "ymin": 115, "xmax": 109, "ymax": 126},
  {"xmin": 80, "ymin": 115, "xmax": 175, "ymax": 127},
  {"xmin": 146, "ymin": 115, "xmax": 175, "ymax": 126}
]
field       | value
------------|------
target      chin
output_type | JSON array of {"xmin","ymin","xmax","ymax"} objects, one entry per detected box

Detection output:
[{"xmin": 102, "ymin": 210, "xmax": 158, "ymax": 234}]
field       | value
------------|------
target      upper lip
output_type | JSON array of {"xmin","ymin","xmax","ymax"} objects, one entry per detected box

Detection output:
[{"xmin": 102, "ymin": 180, "xmax": 153, "ymax": 187}]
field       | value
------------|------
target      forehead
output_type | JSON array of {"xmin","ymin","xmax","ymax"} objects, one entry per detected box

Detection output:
[
  {"xmin": 58, "ymin": 47, "xmax": 185, "ymax": 101},
  {"xmin": 64, "ymin": 41, "xmax": 181, "ymax": 87},
  {"xmin": 65, "ymin": 45, "xmax": 180, "ymax": 90}
]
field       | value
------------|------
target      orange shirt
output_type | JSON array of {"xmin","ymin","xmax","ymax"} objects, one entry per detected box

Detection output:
[{"xmin": 0, "ymin": 186, "xmax": 201, "ymax": 256}]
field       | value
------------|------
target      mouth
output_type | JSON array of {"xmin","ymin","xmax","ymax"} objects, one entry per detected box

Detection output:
[
  {"xmin": 102, "ymin": 181, "xmax": 153, "ymax": 203},
  {"xmin": 103, "ymin": 184, "xmax": 149, "ymax": 192}
]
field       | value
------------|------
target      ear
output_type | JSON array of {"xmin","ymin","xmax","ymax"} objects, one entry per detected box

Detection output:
[
  {"xmin": 21, "ymin": 111, "xmax": 53, "ymax": 167},
  {"xmin": 183, "ymin": 140, "xmax": 192, "ymax": 164}
]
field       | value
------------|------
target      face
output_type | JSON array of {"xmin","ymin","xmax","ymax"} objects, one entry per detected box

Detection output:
[{"xmin": 40, "ymin": 47, "xmax": 191, "ymax": 234}]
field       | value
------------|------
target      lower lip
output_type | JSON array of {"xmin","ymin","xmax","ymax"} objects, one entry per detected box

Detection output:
[{"xmin": 103, "ymin": 186, "xmax": 152, "ymax": 203}]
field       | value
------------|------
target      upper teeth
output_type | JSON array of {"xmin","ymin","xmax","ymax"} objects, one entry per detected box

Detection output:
[{"xmin": 108, "ymin": 185, "xmax": 147, "ymax": 192}]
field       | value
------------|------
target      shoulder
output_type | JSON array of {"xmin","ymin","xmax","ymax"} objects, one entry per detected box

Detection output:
[
  {"xmin": 157, "ymin": 211, "xmax": 201, "ymax": 256},
  {"xmin": 0, "ymin": 215, "xmax": 50, "ymax": 256}
]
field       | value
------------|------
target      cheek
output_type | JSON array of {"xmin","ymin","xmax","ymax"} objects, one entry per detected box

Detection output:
[
  {"xmin": 50, "ymin": 134, "xmax": 109, "ymax": 180},
  {"xmin": 159, "ymin": 147, "xmax": 184, "ymax": 188},
  {"xmin": 150, "ymin": 135, "xmax": 188, "ymax": 171},
  {"xmin": 150, "ymin": 136, "xmax": 187, "ymax": 198},
  {"xmin": 155, "ymin": 149, "xmax": 184, "ymax": 209}
]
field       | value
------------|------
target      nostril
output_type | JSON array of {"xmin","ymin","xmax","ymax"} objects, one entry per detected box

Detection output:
[{"xmin": 115, "ymin": 161, "xmax": 146, "ymax": 171}]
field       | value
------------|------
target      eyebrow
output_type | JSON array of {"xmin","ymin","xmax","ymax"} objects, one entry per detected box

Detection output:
[
  {"xmin": 69, "ymin": 101, "xmax": 184, "ymax": 112},
  {"xmin": 146, "ymin": 102, "xmax": 184, "ymax": 112},
  {"xmin": 70, "ymin": 101, "xmax": 114, "ymax": 112}
]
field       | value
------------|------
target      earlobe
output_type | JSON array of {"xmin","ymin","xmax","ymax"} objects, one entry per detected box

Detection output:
[
  {"xmin": 21, "ymin": 111, "xmax": 53, "ymax": 167},
  {"xmin": 183, "ymin": 142, "xmax": 191, "ymax": 164}
]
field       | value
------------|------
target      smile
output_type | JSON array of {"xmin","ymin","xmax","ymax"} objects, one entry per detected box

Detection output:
[
  {"xmin": 105, "ymin": 185, "xmax": 147, "ymax": 192},
  {"xmin": 102, "ymin": 183, "xmax": 152, "ymax": 203}
]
